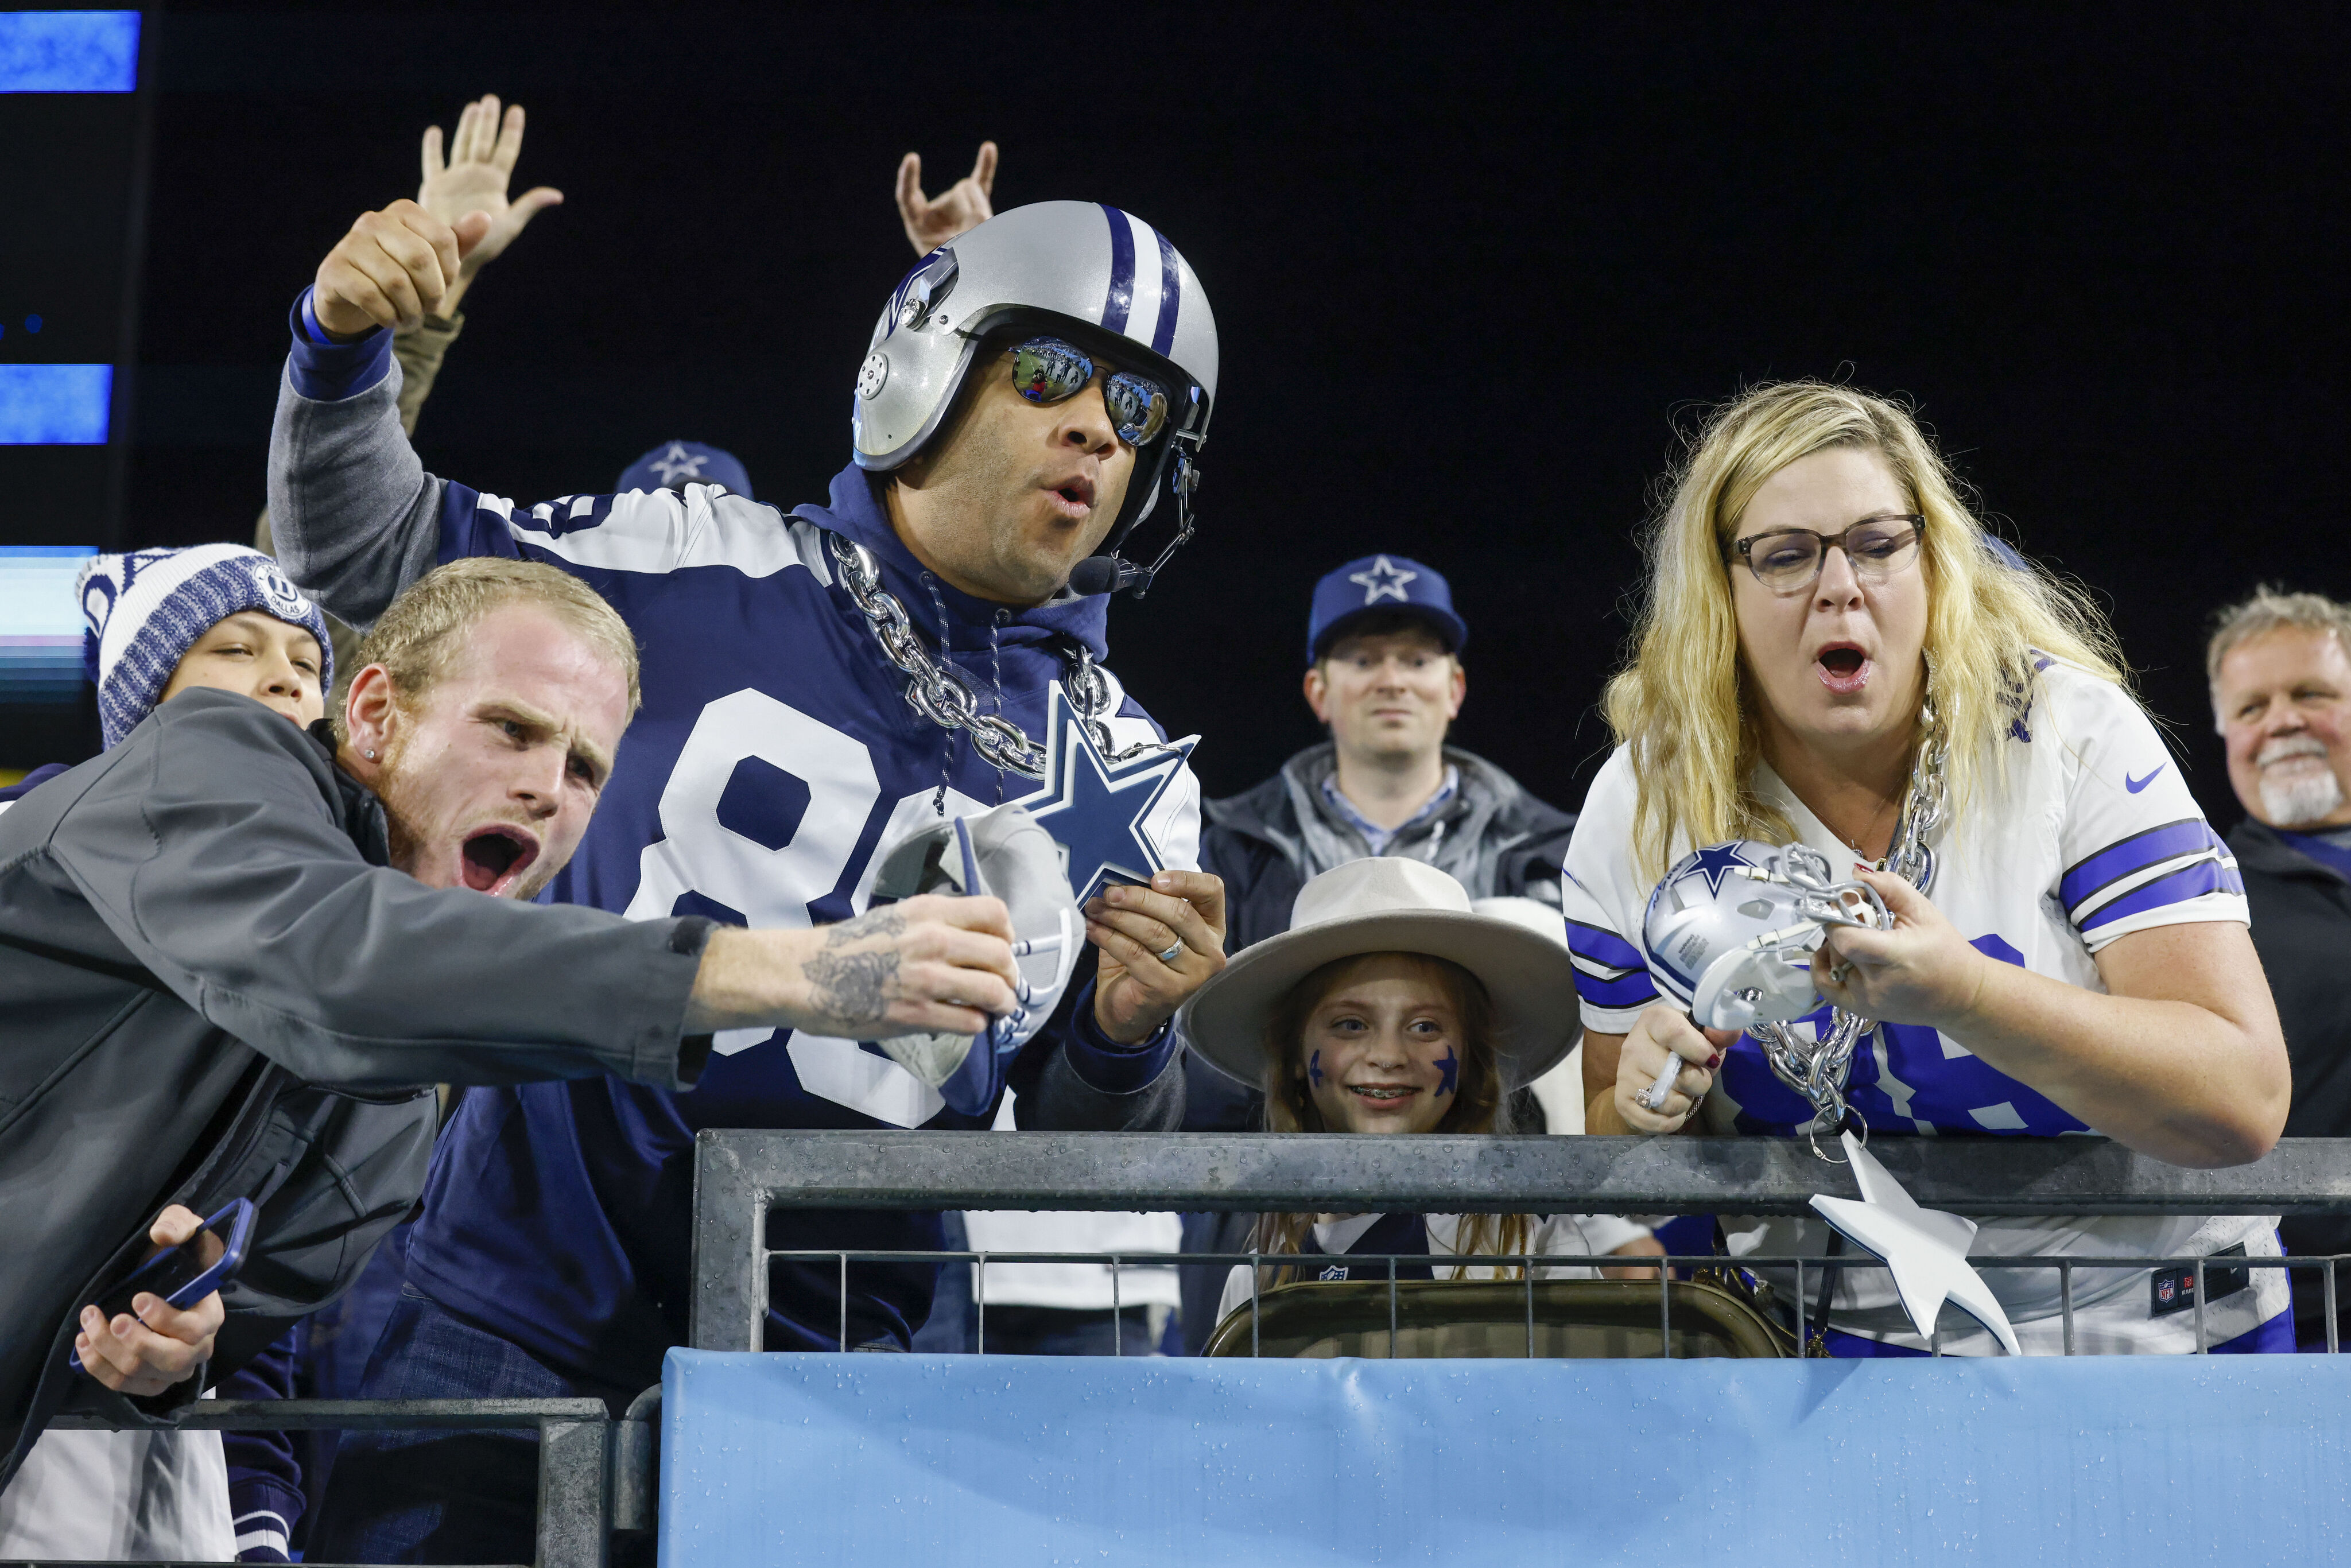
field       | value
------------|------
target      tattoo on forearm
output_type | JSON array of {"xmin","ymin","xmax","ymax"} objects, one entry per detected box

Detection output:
[
  {"xmin": 825, "ymin": 907, "xmax": 906, "ymax": 948},
  {"xmin": 806, "ymin": 950, "xmax": 899, "ymax": 1024}
]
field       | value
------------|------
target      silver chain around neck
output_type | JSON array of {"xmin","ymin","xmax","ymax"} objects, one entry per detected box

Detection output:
[
  {"xmin": 1750, "ymin": 703, "xmax": 1950, "ymax": 1161},
  {"xmin": 827, "ymin": 532, "xmax": 1165, "ymax": 779}
]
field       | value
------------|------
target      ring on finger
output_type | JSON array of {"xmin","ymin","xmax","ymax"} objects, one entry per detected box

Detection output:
[
  {"xmin": 1155, "ymin": 940, "xmax": 1185, "ymax": 965},
  {"xmin": 1829, "ymin": 961, "xmax": 1853, "ymax": 987}
]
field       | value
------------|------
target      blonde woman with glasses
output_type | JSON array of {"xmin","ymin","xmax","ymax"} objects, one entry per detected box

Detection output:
[{"xmin": 1561, "ymin": 381, "xmax": 2291, "ymax": 1356}]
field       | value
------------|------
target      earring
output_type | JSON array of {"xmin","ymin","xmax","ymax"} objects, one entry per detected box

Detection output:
[{"xmin": 366, "ymin": 749, "xmax": 377, "ymax": 760}]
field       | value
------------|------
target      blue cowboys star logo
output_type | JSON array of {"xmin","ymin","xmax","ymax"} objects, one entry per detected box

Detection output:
[
  {"xmin": 1681, "ymin": 841, "xmax": 1755, "ymax": 898},
  {"xmin": 1015, "ymin": 682, "xmax": 1199, "ymax": 905},
  {"xmin": 1347, "ymin": 555, "xmax": 1418, "ymax": 605},
  {"xmin": 650, "ymin": 443, "xmax": 708, "ymax": 486}
]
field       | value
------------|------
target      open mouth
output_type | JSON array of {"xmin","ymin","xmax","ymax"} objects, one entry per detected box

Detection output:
[
  {"xmin": 459, "ymin": 825, "xmax": 541, "ymax": 895},
  {"xmin": 1045, "ymin": 475, "xmax": 1096, "ymax": 518},
  {"xmin": 1348, "ymin": 1085, "xmax": 1419, "ymax": 1104},
  {"xmin": 1815, "ymin": 643, "xmax": 1871, "ymax": 694}
]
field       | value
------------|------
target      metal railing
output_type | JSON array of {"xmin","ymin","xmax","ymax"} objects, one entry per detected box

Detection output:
[
  {"xmin": 30, "ymin": 1132, "xmax": 2351, "ymax": 1568},
  {"xmin": 689, "ymin": 1130, "xmax": 2351, "ymax": 1353},
  {"xmin": 39, "ymin": 1391, "xmax": 659, "ymax": 1568}
]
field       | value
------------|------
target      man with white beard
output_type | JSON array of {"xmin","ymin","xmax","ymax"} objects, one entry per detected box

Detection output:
[{"xmin": 2209, "ymin": 587, "xmax": 2351, "ymax": 1348}]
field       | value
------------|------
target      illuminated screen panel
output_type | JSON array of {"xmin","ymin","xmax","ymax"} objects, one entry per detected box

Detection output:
[
  {"xmin": 0, "ymin": 545, "xmax": 94, "ymax": 704},
  {"xmin": 0, "ymin": 11, "xmax": 141, "ymax": 92}
]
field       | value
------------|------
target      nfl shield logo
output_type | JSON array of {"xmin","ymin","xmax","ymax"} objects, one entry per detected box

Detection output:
[
  {"xmin": 2157, "ymin": 1276, "xmax": 2177, "ymax": 1305},
  {"xmin": 1319, "ymin": 1264, "xmax": 1348, "ymax": 1282}
]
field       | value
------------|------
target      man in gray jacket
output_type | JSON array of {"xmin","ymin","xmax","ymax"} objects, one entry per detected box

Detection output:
[
  {"xmin": 1181, "ymin": 555, "xmax": 1578, "ymax": 1348},
  {"xmin": 0, "ymin": 556, "xmax": 1026, "ymax": 1490}
]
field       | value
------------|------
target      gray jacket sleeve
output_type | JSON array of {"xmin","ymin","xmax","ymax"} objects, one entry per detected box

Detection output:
[
  {"xmin": 39, "ymin": 693, "xmax": 709, "ymax": 1090},
  {"xmin": 266, "ymin": 313, "xmax": 448, "ymax": 630}
]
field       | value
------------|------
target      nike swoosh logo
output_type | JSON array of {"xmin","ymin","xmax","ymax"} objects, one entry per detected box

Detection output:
[{"xmin": 2126, "ymin": 764, "xmax": 2167, "ymax": 793}]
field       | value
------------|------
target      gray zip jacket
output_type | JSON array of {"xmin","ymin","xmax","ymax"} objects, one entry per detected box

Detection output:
[{"xmin": 0, "ymin": 690, "xmax": 715, "ymax": 1487}]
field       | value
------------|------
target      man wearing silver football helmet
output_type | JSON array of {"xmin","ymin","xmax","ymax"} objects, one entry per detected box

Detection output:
[
  {"xmin": 274, "ymin": 176, "xmax": 1229, "ymax": 1559},
  {"xmin": 854, "ymin": 199, "xmax": 1217, "ymax": 603}
]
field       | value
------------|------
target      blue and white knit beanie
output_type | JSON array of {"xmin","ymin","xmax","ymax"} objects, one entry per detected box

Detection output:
[{"xmin": 77, "ymin": 544, "xmax": 335, "ymax": 748}]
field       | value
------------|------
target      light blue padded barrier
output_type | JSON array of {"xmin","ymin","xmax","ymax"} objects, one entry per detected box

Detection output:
[{"xmin": 662, "ymin": 1349, "xmax": 2351, "ymax": 1565}]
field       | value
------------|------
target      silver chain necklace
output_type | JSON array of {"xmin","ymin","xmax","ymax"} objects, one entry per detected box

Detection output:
[
  {"xmin": 826, "ymin": 532, "xmax": 1166, "ymax": 779},
  {"xmin": 1750, "ymin": 703, "xmax": 1950, "ymax": 1161}
]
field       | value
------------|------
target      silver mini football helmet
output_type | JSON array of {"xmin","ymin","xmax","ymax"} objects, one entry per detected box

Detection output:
[
  {"xmin": 851, "ymin": 200, "xmax": 1218, "ymax": 592},
  {"xmin": 1642, "ymin": 841, "xmax": 1888, "ymax": 1034},
  {"xmin": 866, "ymin": 801, "xmax": 1083, "ymax": 1116}
]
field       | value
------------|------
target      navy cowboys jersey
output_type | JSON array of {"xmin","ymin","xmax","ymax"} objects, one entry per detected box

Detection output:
[{"xmin": 390, "ymin": 460, "xmax": 1198, "ymax": 1381}]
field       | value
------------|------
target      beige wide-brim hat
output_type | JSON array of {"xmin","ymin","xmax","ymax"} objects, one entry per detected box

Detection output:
[{"xmin": 1178, "ymin": 857, "xmax": 1584, "ymax": 1092}]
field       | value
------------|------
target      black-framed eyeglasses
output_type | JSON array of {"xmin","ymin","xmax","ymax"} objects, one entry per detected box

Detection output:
[
  {"xmin": 1729, "ymin": 514, "xmax": 1925, "ymax": 595},
  {"xmin": 1006, "ymin": 336, "xmax": 1170, "ymax": 448}
]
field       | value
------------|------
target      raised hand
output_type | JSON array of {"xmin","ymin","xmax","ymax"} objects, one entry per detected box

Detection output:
[
  {"xmin": 418, "ymin": 95, "xmax": 563, "ymax": 301},
  {"xmin": 1083, "ymin": 870, "xmax": 1229, "ymax": 1043},
  {"xmin": 312, "ymin": 200, "xmax": 491, "ymax": 337},
  {"xmin": 73, "ymin": 1206, "xmax": 224, "ymax": 1398},
  {"xmin": 896, "ymin": 141, "xmax": 998, "ymax": 255}
]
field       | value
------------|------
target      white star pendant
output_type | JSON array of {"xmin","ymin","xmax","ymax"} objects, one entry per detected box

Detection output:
[
  {"xmin": 1810, "ymin": 1131, "xmax": 2022, "ymax": 1355},
  {"xmin": 1347, "ymin": 555, "xmax": 1418, "ymax": 605},
  {"xmin": 1015, "ymin": 682, "xmax": 1199, "ymax": 906}
]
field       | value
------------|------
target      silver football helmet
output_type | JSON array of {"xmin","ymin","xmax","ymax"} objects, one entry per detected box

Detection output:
[
  {"xmin": 1642, "ymin": 841, "xmax": 1888, "ymax": 1034},
  {"xmin": 851, "ymin": 201, "xmax": 1218, "ymax": 592},
  {"xmin": 866, "ymin": 801, "xmax": 1083, "ymax": 1116}
]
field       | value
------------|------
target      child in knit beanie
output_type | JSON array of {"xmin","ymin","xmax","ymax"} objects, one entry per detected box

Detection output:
[
  {"xmin": 77, "ymin": 544, "xmax": 336, "ymax": 748},
  {"xmin": 2, "ymin": 546, "xmax": 337, "ymax": 812}
]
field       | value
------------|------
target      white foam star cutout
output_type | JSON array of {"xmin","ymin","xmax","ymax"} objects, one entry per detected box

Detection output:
[{"xmin": 1809, "ymin": 1130, "xmax": 2022, "ymax": 1355}]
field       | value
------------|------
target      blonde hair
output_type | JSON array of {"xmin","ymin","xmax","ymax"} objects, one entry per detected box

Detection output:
[
  {"xmin": 2205, "ymin": 585, "xmax": 2351, "ymax": 694},
  {"xmin": 1251, "ymin": 952, "xmax": 1533, "ymax": 1283},
  {"xmin": 1603, "ymin": 380, "xmax": 2126, "ymax": 881},
  {"xmin": 331, "ymin": 557, "xmax": 641, "ymax": 743}
]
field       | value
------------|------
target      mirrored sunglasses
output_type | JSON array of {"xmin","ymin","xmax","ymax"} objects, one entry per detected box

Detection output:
[{"xmin": 1008, "ymin": 336, "xmax": 1170, "ymax": 448}]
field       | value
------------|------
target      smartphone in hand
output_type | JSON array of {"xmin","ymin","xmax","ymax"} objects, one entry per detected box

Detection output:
[{"xmin": 68, "ymin": 1197, "xmax": 255, "ymax": 1373}]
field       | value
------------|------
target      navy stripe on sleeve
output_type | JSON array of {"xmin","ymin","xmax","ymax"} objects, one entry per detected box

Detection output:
[
  {"xmin": 1565, "ymin": 918, "xmax": 1644, "ymax": 972},
  {"xmin": 2058, "ymin": 819, "xmax": 2209, "ymax": 913},
  {"xmin": 1573, "ymin": 966, "xmax": 1661, "ymax": 1010},
  {"xmin": 2077, "ymin": 857, "xmax": 2241, "ymax": 933}
]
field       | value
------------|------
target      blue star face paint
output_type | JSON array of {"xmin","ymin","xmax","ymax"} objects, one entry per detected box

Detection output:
[
  {"xmin": 1435, "ymin": 1047, "xmax": 1460, "ymax": 1097},
  {"xmin": 1308, "ymin": 1049, "xmax": 1325, "ymax": 1088}
]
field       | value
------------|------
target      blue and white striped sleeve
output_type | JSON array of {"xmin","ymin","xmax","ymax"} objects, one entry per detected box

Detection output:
[
  {"xmin": 2049, "ymin": 669, "xmax": 2247, "ymax": 949},
  {"xmin": 1559, "ymin": 750, "xmax": 1662, "ymax": 1034},
  {"xmin": 435, "ymin": 481, "xmax": 818, "ymax": 583}
]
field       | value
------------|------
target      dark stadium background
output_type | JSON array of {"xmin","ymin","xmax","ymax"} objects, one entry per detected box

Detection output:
[{"xmin": 18, "ymin": 3, "xmax": 2351, "ymax": 833}]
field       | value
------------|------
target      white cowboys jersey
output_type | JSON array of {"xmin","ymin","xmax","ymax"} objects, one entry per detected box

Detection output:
[{"xmin": 1562, "ymin": 658, "xmax": 2283, "ymax": 1354}]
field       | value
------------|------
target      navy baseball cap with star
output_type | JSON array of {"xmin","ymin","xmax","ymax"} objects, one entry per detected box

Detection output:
[
  {"xmin": 1306, "ymin": 554, "xmax": 1468, "ymax": 665},
  {"xmin": 616, "ymin": 439, "xmax": 754, "ymax": 500}
]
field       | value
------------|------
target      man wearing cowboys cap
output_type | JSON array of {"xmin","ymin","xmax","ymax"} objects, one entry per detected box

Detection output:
[
  {"xmin": 1202, "ymin": 554, "xmax": 1578, "ymax": 957},
  {"xmin": 1177, "ymin": 556, "xmax": 1578, "ymax": 1345},
  {"xmin": 270, "ymin": 194, "xmax": 1223, "ymax": 1559}
]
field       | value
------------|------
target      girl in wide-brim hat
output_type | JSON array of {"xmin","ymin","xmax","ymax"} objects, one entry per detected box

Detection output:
[{"xmin": 1177, "ymin": 857, "xmax": 1660, "ymax": 1328}]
